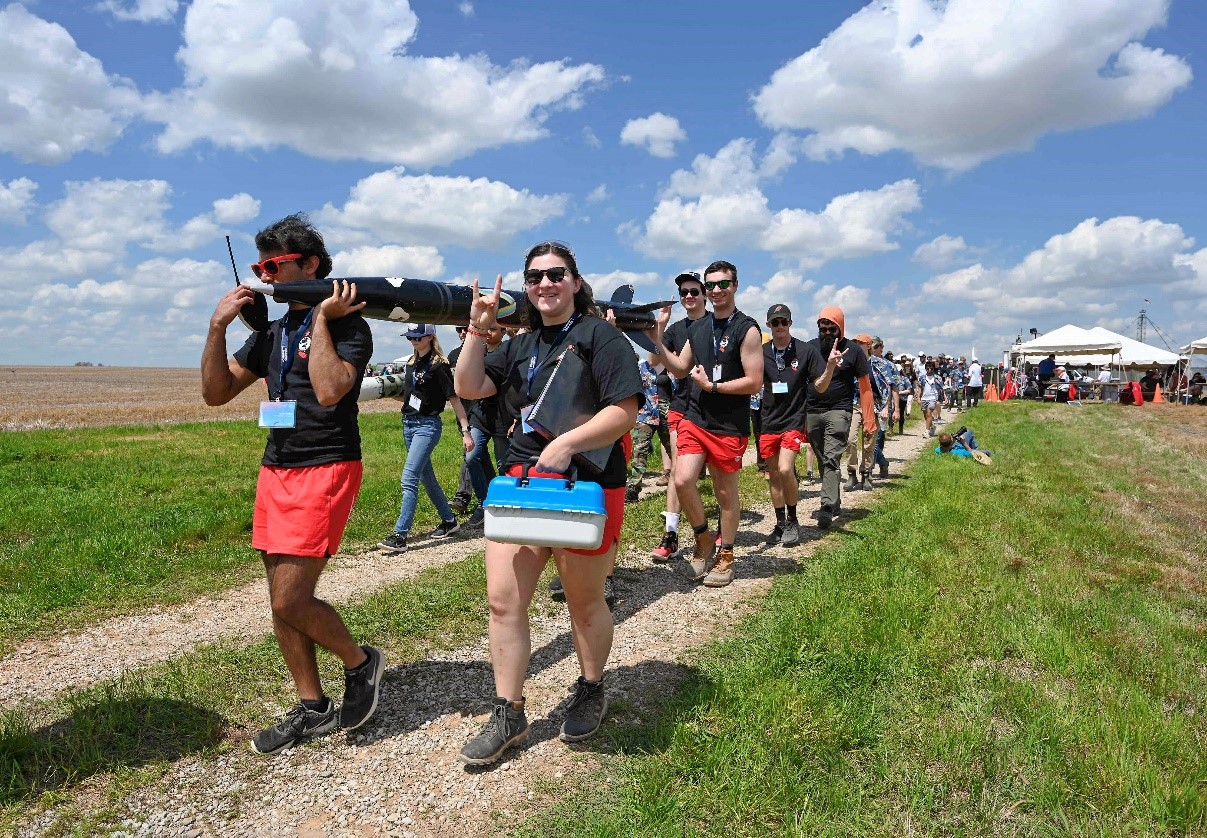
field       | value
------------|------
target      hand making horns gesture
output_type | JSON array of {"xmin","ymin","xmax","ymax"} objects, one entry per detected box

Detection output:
[{"xmin": 470, "ymin": 274, "xmax": 503, "ymax": 330}]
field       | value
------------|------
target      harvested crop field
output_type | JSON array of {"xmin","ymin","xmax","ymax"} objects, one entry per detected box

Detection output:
[{"xmin": 0, "ymin": 366, "xmax": 401, "ymax": 431}]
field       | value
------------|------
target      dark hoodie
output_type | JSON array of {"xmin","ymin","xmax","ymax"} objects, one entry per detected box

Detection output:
[{"xmin": 799, "ymin": 306, "xmax": 876, "ymax": 431}]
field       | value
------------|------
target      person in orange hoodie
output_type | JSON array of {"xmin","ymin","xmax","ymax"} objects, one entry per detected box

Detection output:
[{"xmin": 799, "ymin": 306, "xmax": 877, "ymax": 530}]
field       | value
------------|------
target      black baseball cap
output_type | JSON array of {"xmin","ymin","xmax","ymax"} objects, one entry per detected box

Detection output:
[
  {"xmin": 674, "ymin": 271, "xmax": 703, "ymax": 287},
  {"xmin": 766, "ymin": 304, "xmax": 792, "ymax": 322}
]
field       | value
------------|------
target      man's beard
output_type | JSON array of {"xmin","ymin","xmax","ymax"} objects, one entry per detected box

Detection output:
[{"xmin": 819, "ymin": 334, "xmax": 836, "ymax": 356}]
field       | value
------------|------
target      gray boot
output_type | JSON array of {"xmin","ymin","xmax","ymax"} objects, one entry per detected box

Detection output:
[{"xmin": 845, "ymin": 471, "xmax": 858, "ymax": 491}]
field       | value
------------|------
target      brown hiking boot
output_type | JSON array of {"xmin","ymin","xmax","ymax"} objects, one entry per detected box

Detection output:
[
  {"xmin": 654, "ymin": 469, "xmax": 671, "ymax": 487},
  {"xmin": 687, "ymin": 530, "xmax": 716, "ymax": 580},
  {"xmin": 703, "ymin": 548, "xmax": 735, "ymax": 587}
]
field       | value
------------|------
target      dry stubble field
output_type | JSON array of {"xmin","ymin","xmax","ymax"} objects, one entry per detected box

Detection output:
[{"xmin": 0, "ymin": 366, "xmax": 401, "ymax": 431}]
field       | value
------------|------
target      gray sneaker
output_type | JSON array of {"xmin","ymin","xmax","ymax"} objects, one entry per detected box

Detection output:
[
  {"xmin": 460, "ymin": 698, "xmax": 529, "ymax": 766},
  {"xmin": 251, "ymin": 701, "xmax": 338, "ymax": 755},
  {"xmin": 781, "ymin": 521, "xmax": 799, "ymax": 547},
  {"xmin": 559, "ymin": 676, "xmax": 607, "ymax": 741},
  {"xmin": 465, "ymin": 506, "xmax": 485, "ymax": 528},
  {"xmin": 340, "ymin": 645, "xmax": 385, "ymax": 730}
]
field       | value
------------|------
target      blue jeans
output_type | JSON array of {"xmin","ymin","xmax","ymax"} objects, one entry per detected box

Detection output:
[
  {"xmin": 874, "ymin": 428, "xmax": 888, "ymax": 469},
  {"xmin": 464, "ymin": 426, "xmax": 496, "ymax": 501},
  {"xmin": 393, "ymin": 414, "xmax": 455, "ymax": 536}
]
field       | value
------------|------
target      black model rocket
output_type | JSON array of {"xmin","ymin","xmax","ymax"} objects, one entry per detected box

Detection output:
[{"xmin": 246, "ymin": 277, "xmax": 673, "ymax": 352}]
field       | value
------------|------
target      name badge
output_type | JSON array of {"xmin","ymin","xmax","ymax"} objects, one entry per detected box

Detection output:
[
  {"xmin": 408, "ymin": 394, "xmax": 423, "ymax": 411},
  {"xmin": 712, "ymin": 365, "xmax": 723, "ymax": 382},
  {"xmin": 772, "ymin": 381, "xmax": 789, "ymax": 394},
  {"xmin": 259, "ymin": 400, "xmax": 297, "ymax": 428},
  {"xmin": 520, "ymin": 404, "xmax": 535, "ymax": 434}
]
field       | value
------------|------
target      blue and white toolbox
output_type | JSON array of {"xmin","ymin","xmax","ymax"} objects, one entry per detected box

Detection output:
[{"xmin": 483, "ymin": 459, "xmax": 607, "ymax": 550}]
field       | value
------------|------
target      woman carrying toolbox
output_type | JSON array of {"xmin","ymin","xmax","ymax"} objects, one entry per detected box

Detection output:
[
  {"xmin": 453, "ymin": 241, "xmax": 642, "ymax": 766},
  {"xmin": 378, "ymin": 323, "xmax": 473, "ymax": 554}
]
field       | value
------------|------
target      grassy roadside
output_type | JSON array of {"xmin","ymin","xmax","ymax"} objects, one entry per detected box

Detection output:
[
  {"xmin": 522, "ymin": 403, "xmax": 1207, "ymax": 836},
  {"xmin": 0, "ymin": 447, "xmax": 746, "ymax": 834},
  {"xmin": 0, "ymin": 411, "xmax": 468, "ymax": 650}
]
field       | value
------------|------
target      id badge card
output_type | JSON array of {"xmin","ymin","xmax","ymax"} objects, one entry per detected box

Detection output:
[
  {"xmin": 408, "ymin": 394, "xmax": 423, "ymax": 411},
  {"xmin": 520, "ymin": 404, "xmax": 535, "ymax": 434},
  {"xmin": 713, "ymin": 365, "xmax": 723, "ymax": 382},
  {"xmin": 259, "ymin": 400, "xmax": 297, "ymax": 429},
  {"xmin": 772, "ymin": 381, "xmax": 789, "ymax": 394}
]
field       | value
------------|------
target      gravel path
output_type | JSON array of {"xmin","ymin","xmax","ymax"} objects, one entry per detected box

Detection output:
[{"xmin": 12, "ymin": 429, "xmax": 932, "ymax": 837}]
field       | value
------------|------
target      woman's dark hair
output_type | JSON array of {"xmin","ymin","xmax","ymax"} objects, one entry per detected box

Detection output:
[
  {"xmin": 254, "ymin": 213, "xmax": 333, "ymax": 279},
  {"xmin": 522, "ymin": 240, "xmax": 598, "ymax": 326}
]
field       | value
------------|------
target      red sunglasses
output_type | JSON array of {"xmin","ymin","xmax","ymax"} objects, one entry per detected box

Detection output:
[{"xmin": 250, "ymin": 253, "xmax": 303, "ymax": 278}]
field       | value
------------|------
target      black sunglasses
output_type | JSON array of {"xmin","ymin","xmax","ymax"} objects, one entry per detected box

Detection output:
[
  {"xmin": 769, "ymin": 318, "xmax": 790, "ymax": 327},
  {"xmin": 818, "ymin": 323, "xmax": 840, "ymax": 334},
  {"xmin": 704, "ymin": 279, "xmax": 733, "ymax": 291},
  {"xmin": 679, "ymin": 287, "xmax": 703, "ymax": 298},
  {"xmin": 523, "ymin": 266, "xmax": 570, "ymax": 286}
]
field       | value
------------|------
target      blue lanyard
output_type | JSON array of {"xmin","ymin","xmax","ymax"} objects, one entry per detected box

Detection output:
[
  {"xmin": 276, "ymin": 309, "xmax": 314, "ymax": 400},
  {"xmin": 526, "ymin": 314, "xmax": 580, "ymax": 400},
  {"xmin": 772, "ymin": 338, "xmax": 792, "ymax": 372}
]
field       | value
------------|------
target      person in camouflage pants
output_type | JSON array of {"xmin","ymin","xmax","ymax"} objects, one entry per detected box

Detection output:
[{"xmin": 627, "ymin": 358, "xmax": 670, "ymax": 501}]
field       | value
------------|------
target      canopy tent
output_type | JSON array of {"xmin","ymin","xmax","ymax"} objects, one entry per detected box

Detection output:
[
  {"xmin": 1010, "ymin": 324, "xmax": 1122, "ymax": 359},
  {"xmin": 1182, "ymin": 336, "xmax": 1207, "ymax": 367},
  {"xmin": 1059, "ymin": 328, "xmax": 1184, "ymax": 370}
]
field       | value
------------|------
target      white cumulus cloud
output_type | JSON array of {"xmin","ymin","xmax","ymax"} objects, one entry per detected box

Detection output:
[
  {"xmin": 630, "ymin": 138, "xmax": 921, "ymax": 267},
  {"xmin": 0, "ymin": 177, "xmax": 38, "ymax": 224},
  {"xmin": 752, "ymin": 0, "xmax": 1191, "ymax": 170},
  {"xmin": 620, "ymin": 113, "xmax": 687, "ymax": 158},
  {"xmin": 913, "ymin": 234, "xmax": 971, "ymax": 269},
  {"xmin": 95, "ymin": 0, "xmax": 180, "ymax": 23},
  {"xmin": 0, "ymin": 4, "xmax": 143, "ymax": 164},
  {"xmin": 333, "ymin": 245, "xmax": 444, "ymax": 279},
  {"xmin": 317, "ymin": 167, "xmax": 567, "ymax": 250},
  {"xmin": 144, "ymin": 0, "xmax": 605, "ymax": 167}
]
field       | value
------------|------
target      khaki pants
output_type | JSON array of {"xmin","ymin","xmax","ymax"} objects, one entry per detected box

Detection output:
[{"xmin": 845, "ymin": 408, "xmax": 875, "ymax": 474}]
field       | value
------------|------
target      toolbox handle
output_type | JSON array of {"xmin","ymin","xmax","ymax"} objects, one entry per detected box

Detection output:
[{"xmin": 519, "ymin": 456, "xmax": 577, "ymax": 489}]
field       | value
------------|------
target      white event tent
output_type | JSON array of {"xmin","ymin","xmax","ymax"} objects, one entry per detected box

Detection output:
[
  {"xmin": 1011, "ymin": 324, "xmax": 1122, "ymax": 361},
  {"xmin": 1070, "ymin": 327, "xmax": 1184, "ymax": 370}
]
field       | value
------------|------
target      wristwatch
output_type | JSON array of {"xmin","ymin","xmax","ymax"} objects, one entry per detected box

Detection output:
[{"xmin": 711, "ymin": 381, "xmax": 718, "ymax": 394}]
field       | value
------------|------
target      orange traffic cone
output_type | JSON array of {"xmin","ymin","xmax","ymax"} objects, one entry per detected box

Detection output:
[
  {"xmin": 985, "ymin": 383, "xmax": 999, "ymax": 402},
  {"xmin": 1152, "ymin": 383, "xmax": 1165, "ymax": 404}
]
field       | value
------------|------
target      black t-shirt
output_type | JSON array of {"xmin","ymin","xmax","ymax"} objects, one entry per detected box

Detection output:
[
  {"xmin": 799, "ymin": 337, "xmax": 870, "ymax": 413},
  {"xmin": 760, "ymin": 338, "xmax": 807, "ymax": 434},
  {"xmin": 683, "ymin": 310, "xmax": 760, "ymax": 437},
  {"xmin": 655, "ymin": 368, "xmax": 673, "ymax": 407},
  {"xmin": 234, "ymin": 307, "xmax": 373, "ymax": 467},
  {"xmin": 660, "ymin": 316, "xmax": 698, "ymax": 415},
  {"xmin": 483, "ymin": 315, "xmax": 643, "ymax": 488},
  {"xmin": 401, "ymin": 354, "xmax": 454, "ymax": 417},
  {"xmin": 461, "ymin": 343, "xmax": 509, "ymax": 435}
]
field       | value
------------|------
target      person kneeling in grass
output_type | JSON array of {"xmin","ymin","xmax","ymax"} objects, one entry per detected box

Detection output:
[{"xmin": 201, "ymin": 214, "xmax": 385, "ymax": 755}]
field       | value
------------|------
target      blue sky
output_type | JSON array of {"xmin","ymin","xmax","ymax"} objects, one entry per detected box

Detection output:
[{"xmin": 1, "ymin": 0, "xmax": 1205, "ymax": 367}]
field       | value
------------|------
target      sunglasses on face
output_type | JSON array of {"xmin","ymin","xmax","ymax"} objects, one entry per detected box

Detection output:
[
  {"xmin": 407, "ymin": 335, "xmax": 429, "ymax": 342},
  {"xmin": 679, "ymin": 287, "xmax": 703, "ymax": 298},
  {"xmin": 250, "ymin": 253, "xmax": 303, "ymax": 278},
  {"xmin": 523, "ymin": 266, "xmax": 570, "ymax": 286},
  {"xmin": 818, "ymin": 324, "xmax": 840, "ymax": 335},
  {"xmin": 769, "ymin": 318, "xmax": 790, "ymax": 327},
  {"xmin": 704, "ymin": 279, "xmax": 733, "ymax": 291}
]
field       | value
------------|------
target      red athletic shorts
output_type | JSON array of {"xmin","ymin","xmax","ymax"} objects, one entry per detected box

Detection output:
[
  {"xmin": 676, "ymin": 419, "xmax": 747, "ymax": 473},
  {"xmin": 667, "ymin": 409, "xmax": 685, "ymax": 434},
  {"xmin": 504, "ymin": 464, "xmax": 623, "ymax": 556},
  {"xmin": 758, "ymin": 429, "xmax": 806, "ymax": 460},
  {"xmin": 253, "ymin": 460, "xmax": 363, "ymax": 558}
]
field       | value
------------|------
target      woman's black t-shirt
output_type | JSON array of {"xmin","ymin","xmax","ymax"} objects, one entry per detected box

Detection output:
[
  {"xmin": 483, "ymin": 316, "xmax": 643, "ymax": 489},
  {"xmin": 234, "ymin": 307, "xmax": 373, "ymax": 467},
  {"xmin": 401, "ymin": 354, "xmax": 454, "ymax": 417}
]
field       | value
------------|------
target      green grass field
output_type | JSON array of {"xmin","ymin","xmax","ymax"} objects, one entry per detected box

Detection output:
[
  {"xmin": 3, "ymin": 403, "xmax": 1205, "ymax": 835},
  {"xmin": 0, "ymin": 412, "xmax": 469, "ymax": 650},
  {"xmin": 521, "ymin": 403, "xmax": 1207, "ymax": 836}
]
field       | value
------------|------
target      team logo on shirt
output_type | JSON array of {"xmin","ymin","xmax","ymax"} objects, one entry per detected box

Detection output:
[
  {"xmin": 791, "ymin": 359, "xmax": 799, "ymax": 371},
  {"xmin": 719, "ymin": 336, "xmax": 730, "ymax": 352},
  {"xmin": 298, "ymin": 334, "xmax": 311, "ymax": 359}
]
